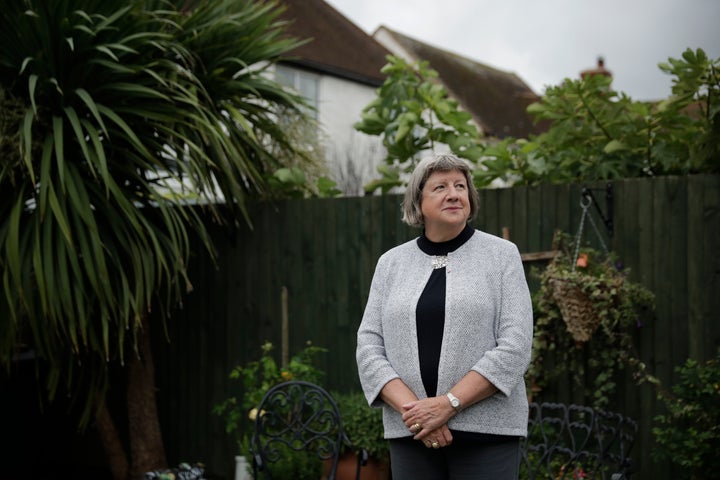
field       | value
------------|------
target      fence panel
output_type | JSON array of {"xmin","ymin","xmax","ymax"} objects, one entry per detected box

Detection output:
[{"xmin": 153, "ymin": 175, "xmax": 720, "ymax": 480}]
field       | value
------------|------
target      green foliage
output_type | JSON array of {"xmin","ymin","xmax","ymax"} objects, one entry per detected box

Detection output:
[
  {"xmin": 0, "ymin": 0, "xmax": 314, "ymax": 424},
  {"xmin": 527, "ymin": 234, "xmax": 657, "ymax": 408},
  {"xmin": 354, "ymin": 55, "xmax": 482, "ymax": 194},
  {"xmin": 214, "ymin": 341, "xmax": 327, "ymax": 480},
  {"xmin": 652, "ymin": 351, "xmax": 720, "ymax": 479},
  {"xmin": 267, "ymin": 168, "xmax": 342, "ymax": 199},
  {"xmin": 315, "ymin": 176, "xmax": 343, "ymax": 198},
  {"xmin": 263, "ymin": 107, "xmax": 341, "ymax": 198},
  {"xmin": 356, "ymin": 49, "xmax": 719, "ymax": 191},
  {"xmin": 480, "ymin": 48, "xmax": 720, "ymax": 186},
  {"xmin": 478, "ymin": 75, "xmax": 649, "ymax": 185},
  {"xmin": 333, "ymin": 391, "xmax": 389, "ymax": 461},
  {"xmin": 519, "ymin": 452, "xmax": 592, "ymax": 480},
  {"xmin": 475, "ymin": 137, "xmax": 549, "ymax": 187},
  {"xmin": 658, "ymin": 48, "xmax": 720, "ymax": 173},
  {"xmin": 214, "ymin": 341, "xmax": 327, "ymax": 439},
  {"xmin": 254, "ymin": 442, "xmax": 323, "ymax": 480}
]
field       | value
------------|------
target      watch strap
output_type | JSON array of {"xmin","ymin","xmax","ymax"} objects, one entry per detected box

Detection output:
[{"xmin": 446, "ymin": 392, "xmax": 462, "ymax": 412}]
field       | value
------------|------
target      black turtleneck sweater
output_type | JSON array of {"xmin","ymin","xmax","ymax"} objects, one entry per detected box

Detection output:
[{"xmin": 415, "ymin": 224, "xmax": 474, "ymax": 397}]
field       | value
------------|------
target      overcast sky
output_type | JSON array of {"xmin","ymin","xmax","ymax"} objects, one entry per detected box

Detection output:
[{"xmin": 325, "ymin": 0, "xmax": 720, "ymax": 101}]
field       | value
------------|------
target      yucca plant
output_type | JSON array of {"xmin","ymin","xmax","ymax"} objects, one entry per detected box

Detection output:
[{"xmin": 0, "ymin": 0, "xmax": 314, "ymax": 478}]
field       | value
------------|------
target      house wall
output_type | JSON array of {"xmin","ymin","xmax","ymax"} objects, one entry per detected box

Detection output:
[{"xmin": 317, "ymin": 74, "xmax": 385, "ymax": 196}]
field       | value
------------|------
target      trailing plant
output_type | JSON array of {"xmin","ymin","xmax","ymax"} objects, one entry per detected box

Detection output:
[
  {"xmin": 651, "ymin": 350, "xmax": 720, "ymax": 479},
  {"xmin": 527, "ymin": 233, "xmax": 657, "ymax": 408}
]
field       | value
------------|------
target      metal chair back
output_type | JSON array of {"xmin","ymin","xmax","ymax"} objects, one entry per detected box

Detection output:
[
  {"xmin": 520, "ymin": 402, "xmax": 638, "ymax": 480},
  {"xmin": 251, "ymin": 380, "xmax": 365, "ymax": 480}
]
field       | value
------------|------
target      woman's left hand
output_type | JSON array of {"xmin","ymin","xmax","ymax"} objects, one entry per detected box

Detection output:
[
  {"xmin": 401, "ymin": 396, "xmax": 454, "ymax": 440},
  {"xmin": 419, "ymin": 424, "xmax": 453, "ymax": 448}
]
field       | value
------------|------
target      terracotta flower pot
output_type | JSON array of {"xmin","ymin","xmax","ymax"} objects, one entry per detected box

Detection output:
[{"xmin": 323, "ymin": 452, "xmax": 390, "ymax": 480}]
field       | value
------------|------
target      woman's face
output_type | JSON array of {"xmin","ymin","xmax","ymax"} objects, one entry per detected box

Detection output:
[{"xmin": 420, "ymin": 169, "xmax": 470, "ymax": 238}]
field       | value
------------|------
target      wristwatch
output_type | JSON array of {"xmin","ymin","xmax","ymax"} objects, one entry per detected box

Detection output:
[{"xmin": 446, "ymin": 392, "xmax": 462, "ymax": 413}]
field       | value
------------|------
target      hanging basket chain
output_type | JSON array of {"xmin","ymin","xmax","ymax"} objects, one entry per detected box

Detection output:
[
  {"xmin": 571, "ymin": 194, "xmax": 610, "ymax": 272},
  {"xmin": 571, "ymin": 197, "xmax": 589, "ymax": 272},
  {"xmin": 551, "ymin": 192, "xmax": 618, "ymax": 342}
]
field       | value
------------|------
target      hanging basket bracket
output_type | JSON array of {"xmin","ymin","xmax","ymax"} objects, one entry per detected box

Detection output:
[{"xmin": 581, "ymin": 183, "xmax": 614, "ymax": 238}]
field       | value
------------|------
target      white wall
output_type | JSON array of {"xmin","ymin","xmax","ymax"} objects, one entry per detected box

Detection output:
[{"xmin": 316, "ymin": 75, "xmax": 386, "ymax": 196}]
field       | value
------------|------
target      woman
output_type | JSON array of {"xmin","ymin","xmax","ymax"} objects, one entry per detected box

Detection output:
[{"xmin": 356, "ymin": 153, "xmax": 533, "ymax": 479}]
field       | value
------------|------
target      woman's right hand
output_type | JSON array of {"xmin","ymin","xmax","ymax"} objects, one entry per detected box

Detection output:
[{"xmin": 401, "ymin": 395, "xmax": 454, "ymax": 435}]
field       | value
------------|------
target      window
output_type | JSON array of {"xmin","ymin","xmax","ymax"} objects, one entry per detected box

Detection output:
[{"xmin": 275, "ymin": 64, "xmax": 319, "ymax": 117}]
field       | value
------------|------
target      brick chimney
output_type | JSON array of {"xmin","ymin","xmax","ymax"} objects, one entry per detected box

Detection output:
[{"xmin": 581, "ymin": 56, "xmax": 612, "ymax": 80}]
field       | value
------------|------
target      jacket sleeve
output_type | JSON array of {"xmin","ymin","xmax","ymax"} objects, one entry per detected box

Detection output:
[
  {"xmin": 471, "ymin": 242, "xmax": 533, "ymax": 396},
  {"xmin": 356, "ymin": 254, "xmax": 400, "ymax": 407}
]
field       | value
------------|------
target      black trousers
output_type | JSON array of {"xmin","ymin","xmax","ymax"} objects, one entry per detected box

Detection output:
[{"xmin": 389, "ymin": 435, "xmax": 520, "ymax": 480}]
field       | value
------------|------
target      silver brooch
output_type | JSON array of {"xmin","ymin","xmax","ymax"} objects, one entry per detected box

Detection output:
[{"xmin": 431, "ymin": 255, "xmax": 448, "ymax": 269}]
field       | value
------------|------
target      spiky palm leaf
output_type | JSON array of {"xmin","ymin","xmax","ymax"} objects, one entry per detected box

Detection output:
[{"xmin": 0, "ymin": 0, "xmax": 310, "ymax": 420}]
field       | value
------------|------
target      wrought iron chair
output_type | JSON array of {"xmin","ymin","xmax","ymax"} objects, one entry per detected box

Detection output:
[
  {"xmin": 519, "ymin": 402, "xmax": 638, "ymax": 480},
  {"xmin": 250, "ymin": 380, "xmax": 368, "ymax": 480}
]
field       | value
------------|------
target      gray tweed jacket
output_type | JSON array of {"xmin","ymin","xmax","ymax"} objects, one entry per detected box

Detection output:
[{"xmin": 356, "ymin": 229, "xmax": 533, "ymax": 438}]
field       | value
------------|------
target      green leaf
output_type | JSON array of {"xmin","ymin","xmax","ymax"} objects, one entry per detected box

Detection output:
[
  {"xmin": 52, "ymin": 116, "xmax": 66, "ymax": 189},
  {"xmin": 28, "ymin": 74, "xmax": 38, "ymax": 114},
  {"xmin": 75, "ymin": 88, "xmax": 108, "ymax": 135},
  {"xmin": 604, "ymin": 139, "xmax": 627, "ymax": 153},
  {"xmin": 47, "ymin": 183, "xmax": 74, "ymax": 247},
  {"xmin": 21, "ymin": 109, "xmax": 37, "ymax": 184},
  {"xmin": 64, "ymin": 107, "xmax": 94, "ymax": 177},
  {"xmin": 5, "ymin": 197, "xmax": 25, "ymax": 298},
  {"xmin": 19, "ymin": 56, "xmax": 33, "ymax": 75}
]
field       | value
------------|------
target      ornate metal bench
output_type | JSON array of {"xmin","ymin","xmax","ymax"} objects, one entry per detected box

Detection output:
[
  {"xmin": 250, "ymin": 380, "xmax": 368, "ymax": 480},
  {"xmin": 520, "ymin": 402, "xmax": 638, "ymax": 480}
]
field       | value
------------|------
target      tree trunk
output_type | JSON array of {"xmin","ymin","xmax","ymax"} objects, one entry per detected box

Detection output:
[
  {"xmin": 127, "ymin": 316, "xmax": 167, "ymax": 479},
  {"xmin": 95, "ymin": 399, "xmax": 129, "ymax": 480}
]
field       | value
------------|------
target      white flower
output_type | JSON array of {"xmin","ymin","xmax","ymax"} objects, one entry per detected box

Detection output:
[{"xmin": 248, "ymin": 408, "xmax": 266, "ymax": 420}]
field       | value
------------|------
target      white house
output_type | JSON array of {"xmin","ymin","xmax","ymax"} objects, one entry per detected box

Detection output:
[
  {"xmin": 276, "ymin": 1, "xmax": 549, "ymax": 195},
  {"xmin": 277, "ymin": 0, "xmax": 391, "ymax": 195}
]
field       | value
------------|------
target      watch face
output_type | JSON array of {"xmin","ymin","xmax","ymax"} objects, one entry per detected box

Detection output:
[{"xmin": 447, "ymin": 393, "xmax": 461, "ymax": 410}]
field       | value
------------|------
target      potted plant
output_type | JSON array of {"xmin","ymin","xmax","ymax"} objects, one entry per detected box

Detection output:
[
  {"xmin": 527, "ymin": 233, "xmax": 657, "ymax": 408},
  {"xmin": 332, "ymin": 391, "xmax": 390, "ymax": 480},
  {"xmin": 214, "ymin": 341, "xmax": 328, "ymax": 480}
]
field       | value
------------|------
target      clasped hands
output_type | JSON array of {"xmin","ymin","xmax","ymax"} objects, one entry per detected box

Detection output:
[{"xmin": 401, "ymin": 396, "xmax": 455, "ymax": 449}]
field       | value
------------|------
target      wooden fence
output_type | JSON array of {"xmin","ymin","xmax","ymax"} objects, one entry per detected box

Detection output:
[{"xmin": 152, "ymin": 174, "xmax": 720, "ymax": 480}]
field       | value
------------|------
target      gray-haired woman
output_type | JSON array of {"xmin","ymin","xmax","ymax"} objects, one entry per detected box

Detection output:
[{"xmin": 356, "ymin": 153, "xmax": 533, "ymax": 480}]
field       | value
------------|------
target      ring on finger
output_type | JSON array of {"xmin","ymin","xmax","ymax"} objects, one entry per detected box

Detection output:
[
  {"xmin": 411, "ymin": 423, "xmax": 421, "ymax": 433},
  {"xmin": 432, "ymin": 441, "xmax": 440, "ymax": 449}
]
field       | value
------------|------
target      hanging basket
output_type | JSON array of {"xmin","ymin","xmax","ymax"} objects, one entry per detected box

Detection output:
[{"xmin": 548, "ymin": 275, "xmax": 601, "ymax": 343}]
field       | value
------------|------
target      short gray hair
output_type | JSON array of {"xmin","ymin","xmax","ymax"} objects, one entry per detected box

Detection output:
[{"xmin": 401, "ymin": 153, "xmax": 480, "ymax": 227}]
